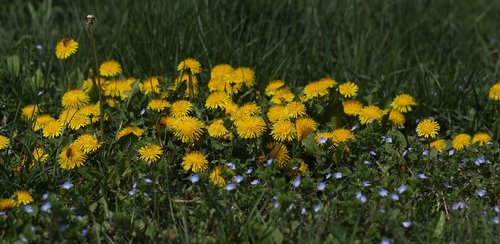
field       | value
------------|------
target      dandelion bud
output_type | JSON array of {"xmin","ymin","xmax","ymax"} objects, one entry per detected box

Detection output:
[{"xmin": 86, "ymin": 15, "xmax": 96, "ymax": 28}]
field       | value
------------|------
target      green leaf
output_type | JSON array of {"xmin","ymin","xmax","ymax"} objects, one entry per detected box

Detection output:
[
  {"xmin": 433, "ymin": 211, "xmax": 446, "ymax": 240},
  {"xmin": 6, "ymin": 55, "xmax": 21, "ymax": 78}
]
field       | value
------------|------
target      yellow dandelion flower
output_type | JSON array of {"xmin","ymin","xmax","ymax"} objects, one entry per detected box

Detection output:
[
  {"xmin": 488, "ymin": 82, "xmax": 500, "ymax": 101},
  {"xmin": 174, "ymin": 73, "xmax": 199, "ymax": 96},
  {"xmin": 265, "ymin": 80, "xmax": 286, "ymax": 96},
  {"xmin": 107, "ymin": 98, "xmax": 117, "ymax": 107},
  {"xmin": 79, "ymin": 103, "xmax": 100, "ymax": 117},
  {"xmin": 32, "ymin": 146, "xmax": 48, "ymax": 163},
  {"xmin": 207, "ymin": 77, "xmax": 226, "ymax": 92},
  {"xmin": 416, "ymin": 118, "xmax": 440, "ymax": 138},
  {"xmin": 139, "ymin": 76, "xmax": 160, "ymax": 95},
  {"xmin": 270, "ymin": 88, "xmax": 295, "ymax": 105},
  {"xmin": 100, "ymin": 60, "xmax": 122, "ymax": 77},
  {"xmin": 67, "ymin": 111, "xmax": 90, "ymax": 131},
  {"xmin": 42, "ymin": 120, "xmax": 64, "ymax": 138},
  {"xmin": 205, "ymin": 92, "xmax": 230, "ymax": 110},
  {"xmin": 75, "ymin": 134, "xmax": 101, "ymax": 153},
  {"xmin": 159, "ymin": 116, "xmax": 176, "ymax": 129},
  {"xmin": 343, "ymin": 100, "xmax": 363, "ymax": 116},
  {"xmin": 452, "ymin": 134, "xmax": 471, "ymax": 150},
  {"xmin": 302, "ymin": 78, "xmax": 336, "ymax": 101},
  {"xmin": 182, "ymin": 150, "xmax": 209, "ymax": 173},
  {"xmin": 55, "ymin": 38, "xmax": 78, "ymax": 59},
  {"xmin": 102, "ymin": 78, "xmax": 135, "ymax": 100},
  {"xmin": 208, "ymin": 64, "xmax": 233, "ymax": 92},
  {"xmin": 296, "ymin": 117, "xmax": 318, "ymax": 140},
  {"xmin": 177, "ymin": 58, "xmax": 202, "ymax": 74},
  {"xmin": 338, "ymin": 82, "xmax": 358, "ymax": 98},
  {"xmin": 21, "ymin": 104, "xmax": 40, "ymax": 121},
  {"xmin": 208, "ymin": 119, "xmax": 232, "ymax": 139},
  {"xmin": 0, "ymin": 135, "xmax": 10, "ymax": 150},
  {"xmin": 33, "ymin": 114, "xmax": 56, "ymax": 131},
  {"xmin": 267, "ymin": 105, "xmax": 286, "ymax": 123},
  {"xmin": 231, "ymin": 103, "xmax": 261, "ymax": 122},
  {"xmin": 283, "ymin": 102, "xmax": 306, "ymax": 119},
  {"xmin": 471, "ymin": 132, "xmax": 492, "ymax": 146},
  {"xmin": 332, "ymin": 128, "xmax": 354, "ymax": 144},
  {"xmin": 58, "ymin": 108, "xmax": 78, "ymax": 124},
  {"xmin": 358, "ymin": 105, "xmax": 386, "ymax": 124},
  {"xmin": 224, "ymin": 101, "xmax": 239, "ymax": 116},
  {"xmin": 391, "ymin": 94, "xmax": 416, "ymax": 113},
  {"xmin": 267, "ymin": 143, "xmax": 291, "ymax": 167},
  {"xmin": 147, "ymin": 99, "xmax": 170, "ymax": 112},
  {"xmin": 117, "ymin": 126, "xmax": 144, "ymax": 140},
  {"xmin": 209, "ymin": 165, "xmax": 234, "ymax": 187},
  {"xmin": 429, "ymin": 139, "xmax": 446, "ymax": 152},
  {"xmin": 171, "ymin": 116, "xmax": 205, "ymax": 143},
  {"xmin": 14, "ymin": 190, "xmax": 33, "ymax": 205},
  {"xmin": 228, "ymin": 67, "xmax": 256, "ymax": 88},
  {"xmin": 235, "ymin": 116, "xmax": 266, "ymax": 139},
  {"xmin": 61, "ymin": 89, "xmax": 90, "ymax": 109},
  {"xmin": 388, "ymin": 110, "xmax": 405, "ymax": 127},
  {"xmin": 271, "ymin": 120, "xmax": 296, "ymax": 142},
  {"xmin": 82, "ymin": 78, "xmax": 94, "ymax": 93},
  {"xmin": 0, "ymin": 198, "xmax": 17, "ymax": 210},
  {"xmin": 315, "ymin": 132, "xmax": 334, "ymax": 143},
  {"xmin": 170, "ymin": 100, "xmax": 193, "ymax": 117},
  {"xmin": 138, "ymin": 143, "xmax": 162, "ymax": 162},
  {"xmin": 58, "ymin": 143, "xmax": 86, "ymax": 170}
]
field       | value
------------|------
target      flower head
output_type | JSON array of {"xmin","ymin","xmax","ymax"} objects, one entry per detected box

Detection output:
[
  {"xmin": 177, "ymin": 58, "xmax": 202, "ymax": 74},
  {"xmin": 228, "ymin": 67, "xmax": 255, "ymax": 88},
  {"xmin": 488, "ymin": 82, "xmax": 500, "ymax": 101},
  {"xmin": 472, "ymin": 132, "xmax": 492, "ymax": 146},
  {"xmin": 75, "ymin": 134, "xmax": 101, "ymax": 153},
  {"xmin": 302, "ymin": 78, "xmax": 336, "ymax": 101},
  {"xmin": 210, "ymin": 166, "xmax": 233, "ymax": 187},
  {"xmin": 283, "ymin": 102, "xmax": 306, "ymax": 119},
  {"xmin": 338, "ymin": 82, "xmax": 358, "ymax": 98},
  {"xmin": 0, "ymin": 135, "xmax": 10, "ymax": 150},
  {"xmin": 147, "ymin": 99, "xmax": 170, "ymax": 112},
  {"xmin": 117, "ymin": 126, "xmax": 144, "ymax": 140},
  {"xmin": 170, "ymin": 100, "xmax": 193, "ymax": 117},
  {"xmin": 452, "ymin": 133, "xmax": 471, "ymax": 150},
  {"xmin": 99, "ymin": 60, "xmax": 122, "ymax": 77},
  {"xmin": 58, "ymin": 143, "xmax": 86, "ymax": 170},
  {"xmin": 270, "ymin": 88, "xmax": 295, "ymax": 104},
  {"xmin": 416, "ymin": 118, "xmax": 440, "ymax": 138},
  {"xmin": 358, "ymin": 105, "xmax": 386, "ymax": 124},
  {"xmin": 271, "ymin": 120, "xmax": 296, "ymax": 142},
  {"xmin": 61, "ymin": 90, "xmax": 90, "ymax": 109},
  {"xmin": 429, "ymin": 139, "xmax": 446, "ymax": 152},
  {"xmin": 208, "ymin": 119, "xmax": 232, "ymax": 139},
  {"xmin": 391, "ymin": 94, "xmax": 416, "ymax": 113},
  {"xmin": 388, "ymin": 110, "xmax": 405, "ymax": 127},
  {"xmin": 139, "ymin": 76, "xmax": 160, "ymax": 95},
  {"xmin": 295, "ymin": 117, "xmax": 318, "ymax": 140},
  {"xmin": 32, "ymin": 146, "xmax": 48, "ymax": 163},
  {"xmin": 0, "ymin": 198, "xmax": 17, "ymax": 210},
  {"xmin": 55, "ymin": 38, "xmax": 78, "ymax": 59},
  {"xmin": 182, "ymin": 151, "xmax": 209, "ymax": 173},
  {"xmin": 343, "ymin": 100, "xmax": 363, "ymax": 116},
  {"xmin": 171, "ymin": 116, "xmax": 205, "ymax": 143},
  {"xmin": 21, "ymin": 104, "xmax": 40, "ymax": 120},
  {"xmin": 14, "ymin": 190, "xmax": 33, "ymax": 205},
  {"xmin": 267, "ymin": 143, "xmax": 291, "ymax": 167},
  {"xmin": 235, "ymin": 116, "xmax": 266, "ymax": 139},
  {"xmin": 205, "ymin": 92, "xmax": 230, "ymax": 110},
  {"xmin": 138, "ymin": 143, "xmax": 162, "ymax": 162},
  {"xmin": 332, "ymin": 128, "xmax": 354, "ymax": 144},
  {"xmin": 33, "ymin": 114, "xmax": 56, "ymax": 131},
  {"xmin": 265, "ymin": 80, "xmax": 286, "ymax": 96},
  {"xmin": 42, "ymin": 120, "xmax": 64, "ymax": 138}
]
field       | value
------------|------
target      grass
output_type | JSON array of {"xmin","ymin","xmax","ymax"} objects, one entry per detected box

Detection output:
[{"xmin": 0, "ymin": 0, "xmax": 499, "ymax": 242}]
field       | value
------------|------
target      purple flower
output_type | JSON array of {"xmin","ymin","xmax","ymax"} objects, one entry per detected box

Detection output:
[
  {"xmin": 319, "ymin": 137, "xmax": 328, "ymax": 144},
  {"xmin": 397, "ymin": 184, "xmax": 408, "ymax": 194},
  {"xmin": 301, "ymin": 207, "xmax": 307, "ymax": 215},
  {"xmin": 61, "ymin": 182, "xmax": 73, "ymax": 189},
  {"xmin": 351, "ymin": 126, "xmax": 358, "ymax": 131},
  {"xmin": 390, "ymin": 193, "xmax": 399, "ymax": 201},
  {"xmin": 41, "ymin": 202, "xmax": 52, "ymax": 212},
  {"xmin": 448, "ymin": 149, "xmax": 455, "ymax": 156},
  {"xmin": 234, "ymin": 175, "xmax": 244, "ymax": 184},
  {"xmin": 402, "ymin": 220, "xmax": 412, "ymax": 228},
  {"xmin": 292, "ymin": 178, "xmax": 301, "ymax": 188},
  {"xmin": 493, "ymin": 206, "xmax": 499, "ymax": 213},
  {"xmin": 422, "ymin": 150, "xmax": 429, "ymax": 156},
  {"xmin": 385, "ymin": 137, "xmax": 393, "ymax": 144},
  {"xmin": 334, "ymin": 172, "xmax": 342, "ymax": 179},
  {"xmin": 189, "ymin": 174, "xmax": 200, "ymax": 183},
  {"xmin": 143, "ymin": 178, "xmax": 153, "ymax": 184},
  {"xmin": 356, "ymin": 192, "xmax": 367, "ymax": 204},
  {"xmin": 381, "ymin": 239, "xmax": 390, "ymax": 244},
  {"xmin": 35, "ymin": 44, "xmax": 43, "ymax": 50},
  {"xmin": 41, "ymin": 193, "xmax": 50, "ymax": 201},
  {"xmin": 246, "ymin": 167, "xmax": 253, "ymax": 174},
  {"xmin": 225, "ymin": 162, "xmax": 236, "ymax": 170},
  {"xmin": 317, "ymin": 182, "xmax": 326, "ymax": 191},
  {"xmin": 451, "ymin": 202, "xmax": 465, "ymax": 210},
  {"xmin": 379, "ymin": 189, "xmax": 388, "ymax": 197},
  {"xmin": 474, "ymin": 157, "xmax": 485, "ymax": 166},
  {"xmin": 273, "ymin": 199, "xmax": 279, "ymax": 208},
  {"xmin": 140, "ymin": 108, "xmax": 146, "ymax": 116},
  {"xmin": 370, "ymin": 150, "xmax": 377, "ymax": 156},
  {"xmin": 23, "ymin": 205, "xmax": 33, "ymax": 214},
  {"xmin": 362, "ymin": 181, "xmax": 372, "ymax": 187},
  {"xmin": 476, "ymin": 189, "xmax": 486, "ymax": 197},
  {"xmin": 251, "ymin": 179, "xmax": 260, "ymax": 185},
  {"xmin": 225, "ymin": 183, "xmax": 236, "ymax": 191},
  {"xmin": 417, "ymin": 173, "xmax": 427, "ymax": 179}
]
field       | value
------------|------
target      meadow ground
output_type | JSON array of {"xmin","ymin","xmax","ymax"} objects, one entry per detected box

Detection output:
[{"xmin": 0, "ymin": 0, "xmax": 499, "ymax": 243}]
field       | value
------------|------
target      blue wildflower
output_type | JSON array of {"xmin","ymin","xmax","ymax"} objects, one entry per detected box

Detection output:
[
  {"xmin": 61, "ymin": 181, "xmax": 73, "ymax": 189},
  {"xmin": 362, "ymin": 181, "xmax": 372, "ymax": 187},
  {"xmin": 402, "ymin": 220, "xmax": 412, "ymax": 228},
  {"xmin": 417, "ymin": 173, "xmax": 427, "ymax": 179},
  {"xmin": 390, "ymin": 193, "xmax": 399, "ymax": 201},
  {"xmin": 225, "ymin": 183, "xmax": 236, "ymax": 191},
  {"xmin": 397, "ymin": 184, "xmax": 408, "ymax": 194},
  {"xmin": 189, "ymin": 174, "xmax": 200, "ymax": 183},
  {"xmin": 234, "ymin": 175, "xmax": 244, "ymax": 184},
  {"xmin": 319, "ymin": 137, "xmax": 327, "ymax": 144},
  {"xmin": 476, "ymin": 189, "xmax": 486, "ymax": 197},
  {"xmin": 334, "ymin": 172, "xmax": 342, "ymax": 179},
  {"xmin": 41, "ymin": 202, "xmax": 52, "ymax": 212},
  {"xmin": 378, "ymin": 189, "xmax": 388, "ymax": 197},
  {"xmin": 317, "ymin": 182, "xmax": 326, "ymax": 191},
  {"xmin": 451, "ymin": 202, "xmax": 465, "ymax": 210},
  {"xmin": 356, "ymin": 192, "xmax": 367, "ymax": 204},
  {"xmin": 23, "ymin": 205, "xmax": 34, "ymax": 214},
  {"xmin": 314, "ymin": 203, "xmax": 321, "ymax": 212},
  {"xmin": 251, "ymin": 179, "xmax": 260, "ymax": 185},
  {"xmin": 292, "ymin": 177, "xmax": 301, "ymax": 188},
  {"xmin": 225, "ymin": 162, "xmax": 236, "ymax": 170}
]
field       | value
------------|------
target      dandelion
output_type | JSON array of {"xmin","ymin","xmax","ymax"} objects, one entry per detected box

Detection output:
[
  {"xmin": 21, "ymin": 104, "xmax": 40, "ymax": 120},
  {"xmin": 61, "ymin": 90, "xmax": 90, "ymax": 109},
  {"xmin": 391, "ymin": 94, "xmax": 416, "ymax": 113},
  {"xmin": 117, "ymin": 125, "xmax": 144, "ymax": 140},
  {"xmin": 265, "ymin": 80, "xmax": 286, "ymax": 96},
  {"xmin": 207, "ymin": 119, "xmax": 231, "ymax": 139},
  {"xmin": 205, "ymin": 92, "xmax": 230, "ymax": 110},
  {"xmin": 429, "ymin": 139, "xmax": 446, "ymax": 152},
  {"xmin": 295, "ymin": 117, "xmax": 318, "ymax": 140},
  {"xmin": 32, "ymin": 146, "xmax": 48, "ymax": 163},
  {"xmin": 0, "ymin": 199, "xmax": 17, "ymax": 210},
  {"xmin": 14, "ymin": 190, "xmax": 33, "ymax": 205},
  {"xmin": 210, "ymin": 166, "xmax": 233, "ymax": 187},
  {"xmin": 332, "ymin": 128, "xmax": 354, "ymax": 144},
  {"xmin": 267, "ymin": 105, "xmax": 286, "ymax": 123},
  {"xmin": 75, "ymin": 134, "xmax": 101, "ymax": 153},
  {"xmin": 388, "ymin": 110, "xmax": 405, "ymax": 127},
  {"xmin": 0, "ymin": 135, "xmax": 10, "ymax": 150},
  {"xmin": 235, "ymin": 116, "xmax": 266, "ymax": 139},
  {"xmin": 471, "ymin": 132, "xmax": 492, "ymax": 146},
  {"xmin": 139, "ymin": 76, "xmax": 160, "ymax": 95},
  {"xmin": 231, "ymin": 103, "xmax": 261, "ymax": 121},
  {"xmin": 55, "ymin": 38, "xmax": 78, "ymax": 59},
  {"xmin": 338, "ymin": 82, "xmax": 358, "ymax": 97},
  {"xmin": 208, "ymin": 64, "xmax": 233, "ymax": 91},
  {"xmin": 99, "ymin": 60, "xmax": 122, "ymax": 77},
  {"xmin": 82, "ymin": 78, "xmax": 93, "ymax": 93},
  {"xmin": 229, "ymin": 67, "xmax": 255, "ymax": 88},
  {"xmin": 416, "ymin": 118, "xmax": 440, "ymax": 138},
  {"xmin": 170, "ymin": 100, "xmax": 193, "ymax": 117},
  {"xmin": 42, "ymin": 120, "xmax": 64, "ymax": 138},
  {"xmin": 302, "ymin": 78, "xmax": 336, "ymax": 101},
  {"xmin": 452, "ymin": 133, "xmax": 471, "ymax": 150},
  {"xmin": 138, "ymin": 143, "xmax": 162, "ymax": 163},
  {"xmin": 343, "ymin": 100, "xmax": 363, "ymax": 116},
  {"xmin": 174, "ymin": 73, "xmax": 199, "ymax": 95},
  {"xmin": 58, "ymin": 143, "xmax": 86, "ymax": 170},
  {"xmin": 358, "ymin": 105, "xmax": 386, "ymax": 124},
  {"xmin": 171, "ymin": 116, "xmax": 204, "ymax": 143},
  {"xmin": 147, "ymin": 99, "xmax": 170, "ymax": 112},
  {"xmin": 267, "ymin": 143, "xmax": 291, "ymax": 167},
  {"xmin": 283, "ymin": 102, "xmax": 306, "ymax": 119},
  {"xmin": 33, "ymin": 114, "xmax": 56, "ymax": 131},
  {"xmin": 182, "ymin": 151, "xmax": 209, "ymax": 173},
  {"xmin": 67, "ymin": 111, "xmax": 90, "ymax": 130},
  {"xmin": 270, "ymin": 88, "xmax": 295, "ymax": 104},
  {"xmin": 177, "ymin": 58, "xmax": 202, "ymax": 74},
  {"xmin": 271, "ymin": 120, "xmax": 296, "ymax": 142},
  {"xmin": 488, "ymin": 82, "xmax": 500, "ymax": 101}
]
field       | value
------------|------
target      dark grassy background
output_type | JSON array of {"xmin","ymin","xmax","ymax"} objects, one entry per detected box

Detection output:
[{"xmin": 1, "ymin": 0, "xmax": 499, "ymax": 135}]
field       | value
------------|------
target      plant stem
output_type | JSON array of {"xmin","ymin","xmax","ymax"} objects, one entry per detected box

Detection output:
[{"xmin": 87, "ymin": 21, "xmax": 105, "ymax": 140}]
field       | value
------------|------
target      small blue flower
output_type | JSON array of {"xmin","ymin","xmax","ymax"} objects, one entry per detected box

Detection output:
[
  {"xmin": 314, "ymin": 203, "xmax": 321, "ymax": 212},
  {"xmin": 189, "ymin": 174, "xmax": 200, "ymax": 183},
  {"xmin": 41, "ymin": 202, "xmax": 52, "ymax": 212},
  {"xmin": 292, "ymin": 178, "xmax": 301, "ymax": 188},
  {"xmin": 273, "ymin": 199, "xmax": 279, "ymax": 209},
  {"xmin": 23, "ymin": 205, "xmax": 34, "ymax": 214},
  {"xmin": 378, "ymin": 189, "xmax": 388, "ymax": 197},
  {"xmin": 451, "ymin": 202, "xmax": 465, "ymax": 210},
  {"xmin": 402, "ymin": 150, "xmax": 408, "ymax": 157},
  {"xmin": 319, "ymin": 137, "xmax": 328, "ymax": 144},
  {"xmin": 492, "ymin": 217, "xmax": 499, "ymax": 224},
  {"xmin": 356, "ymin": 192, "xmax": 367, "ymax": 204},
  {"xmin": 301, "ymin": 207, "xmax": 307, "ymax": 215},
  {"xmin": 317, "ymin": 182, "xmax": 326, "ymax": 191},
  {"xmin": 444, "ymin": 181, "xmax": 452, "ymax": 189},
  {"xmin": 448, "ymin": 149, "xmax": 455, "ymax": 156},
  {"xmin": 402, "ymin": 220, "xmax": 412, "ymax": 228},
  {"xmin": 385, "ymin": 137, "xmax": 393, "ymax": 144},
  {"xmin": 225, "ymin": 183, "xmax": 236, "ymax": 191},
  {"xmin": 381, "ymin": 239, "xmax": 390, "ymax": 244},
  {"xmin": 128, "ymin": 188, "xmax": 137, "ymax": 196},
  {"xmin": 417, "ymin": 173, "xmax": 427, "ymax": 179},
  {"xmin": 476, "ymin": 189, "xmax": 486, "ymax": 197},
  {"xmin": 61, "ymin": 182, "xmax": 73, "ymax": 189},
  {"xmin": 35, "ymin": 44, "xmax": 43, "ymax": 50},
  {"xmin": 363, "ymin": 160, "xmax": 371, "ymax": 165},
  {"xmin": 234, "ymin": 175, "xmax": 244, "ymax": 184},
  {"xmin": 81, "ymin": 228, "xmax": 89, "ymax": 237},
  {"xmin": 38, "ymin": 90, "xmax": 44, "ymax": 96},
  {"xmin": 397, "ymin": 184, "xmax": 408, "ymax": 194},
  {"xmin": 143, "ymin": 178, "xmax": 153, "ymax": 184},
  {"xmin": 0, "ymin": 212, "xmax": 6, "ymax": 217},
  {"xmin": 362, "ymin": 181, "xmax": 372, "ymax": 187},
  {"xmin": 422, "ymin": 150, "xmax": 429, "ymax": 156},
  {"xmin": 351, "ymin": 125, "xmax": 358, "ymax": 131},
  {"xmin": 140, "ymin": 108, "xmax": 146, "ymax": 116},
  {"xmin": 325, "ymin": 172, "xmax": 332, "ymax": 179},
  {"xmin": 41, "ymin": 193, "xmax": 50, "ymax": 201},
  {"xmin": 76, "ymin": 216, "xmax": 83, "ymax": 221},
  {"xmin": 246, "ymin": 167, "xmax": 253, "ymax": 174},
  {"xmin": 334, "ymin": 172, "xmax": 342, "ymax": 179},
  {"xmin": 251, "ymin": 179, "xmax": 260, "ymax": 185},
  {"xmin": 288, "ymin": 203, "xmax": 295, "ymax": 210},
  {"xmin": 369, "ymin": 150, "xmax": 377, "ymax": 156},
  {"xmin": 390, "ymin": 193, "xmax": 399, "ymax": 201},
  {"xmin": 474, "ymin": 157, "xmax": 485, "ymax": 166},
  {"xmin": 493, "ymin": 206, "xmax": 499, "ymax": 213},
  {"xmin": 225, "ymin": 162, "xmax": 236, "ymax": 170}
]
